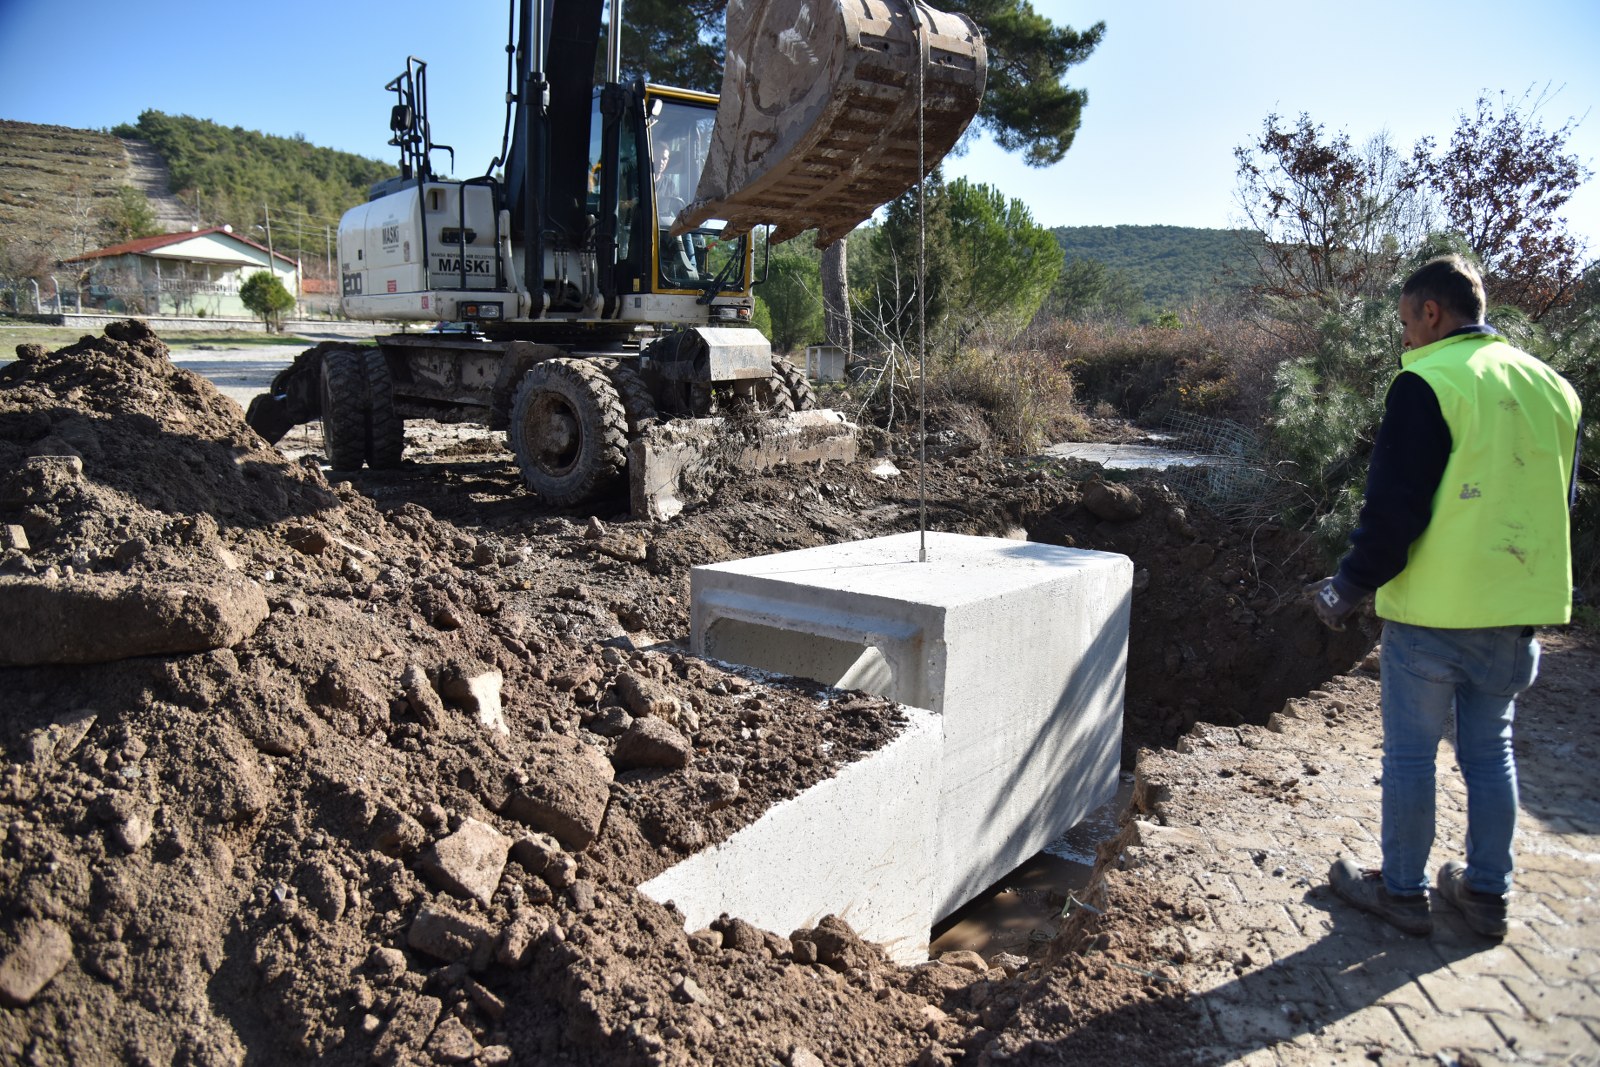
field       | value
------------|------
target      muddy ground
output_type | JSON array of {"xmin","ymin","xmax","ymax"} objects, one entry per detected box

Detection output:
[{"xmin": 0, "ymin": 323, "xmax": 1397, "ymax": 1065}]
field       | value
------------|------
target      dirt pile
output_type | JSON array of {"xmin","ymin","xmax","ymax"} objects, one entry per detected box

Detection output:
[
  {"xmin": 0, "ymin": 324, "xmax": 1372, "ymax": 1065},
  {"xmin": 376, "ymin": 426, "xmax": 1375, "ymax": 757}
]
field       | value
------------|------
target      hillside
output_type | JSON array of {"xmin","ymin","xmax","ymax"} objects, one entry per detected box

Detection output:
[
  {"xmin": 1051, "ymin": 224, "xmax": 1258, "ymax": 308},
  {"xmin": 0, "ymin": 120, "xmax": 131, "ymax": 278},
  {"xmin": 1, "ymin": 115, "xmax": 397, "ymax": 285},
  {"xmin": 111, "ymin": 111, "xmax": 398, "ymax": 263}
]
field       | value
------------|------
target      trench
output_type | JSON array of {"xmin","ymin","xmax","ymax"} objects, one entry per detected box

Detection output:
[
  {"xmin": 181, "ymin": 349, "xmax": 1370, "ymax": 963},
  {"xmin": 922, "ymin": 491, "xmax": 1374, "ymax": 961}
]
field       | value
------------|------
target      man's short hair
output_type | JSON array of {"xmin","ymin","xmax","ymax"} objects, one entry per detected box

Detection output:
[{"xmin": 1402, "ymin": 255, "xmax": 1486, "ymax": 322}]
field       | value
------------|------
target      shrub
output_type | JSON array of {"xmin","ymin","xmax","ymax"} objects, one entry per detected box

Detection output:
[
  {"xmin": 1542, "ymin": 309, "xmax": 1600, "ymax": 600},
  {"xmin": 1040, "ymin": 303, "xmax": 1289, "ymax": 427},
  {"xmin": 1266, "ymin": 297, "xmax": 1398, "ymax": 547},
  {"xmin": 240, "ymin": 271, "xmax": 295, "ymax": 331},
  {"xmin": 932, "ymin": 341, "xmax": 1086, "ymax": 453}
]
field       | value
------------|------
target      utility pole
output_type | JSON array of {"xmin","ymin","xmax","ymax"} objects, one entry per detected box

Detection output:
[
  {"xmin": 325, "ymin": 225, "xmax": 332, "ymax": 280},
  {"xmin": 262, "ymin": 204, "xmax": 275, "ymax": 279}
]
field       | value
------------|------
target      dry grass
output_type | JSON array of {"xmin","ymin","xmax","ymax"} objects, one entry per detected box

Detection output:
[
  {"xmin": 834, "ymin": 334, "xmax": 1090, "ymax": 455},
  {"xmin": 932, "ymin": 342, "xmax": 1089, "ymax": 453},
  {"xmin": 1035, "ymin": 306, "xmax": 1294, "ymax": 427}
]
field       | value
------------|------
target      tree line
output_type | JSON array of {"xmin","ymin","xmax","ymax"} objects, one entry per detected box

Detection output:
[{"xmin": 110, "ymin": 111, "xmax": 397, "ymax": 268}]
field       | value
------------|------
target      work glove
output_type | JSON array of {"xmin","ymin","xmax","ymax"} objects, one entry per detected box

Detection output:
[{"xmin": 1303, "ymin": 576, "xmax": 1363, "ymax": 631}]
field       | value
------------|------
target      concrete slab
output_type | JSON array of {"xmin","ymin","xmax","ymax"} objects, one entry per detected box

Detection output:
[
  {"xmin": 690, "ymin": 531, "xmax": 1131, "ymax": 920},
  {"xmin": 640, "ymin": 706, "xmax": 941, "ymax": 964}
]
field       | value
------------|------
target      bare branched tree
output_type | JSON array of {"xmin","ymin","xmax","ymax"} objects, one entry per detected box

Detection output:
[
  {"xmin": 1233, "ymin": 114, "xmax": 1427, "ymax": 312},
  {"xmin": 1415, "ymin": 88, "xmax": 1592, "ymax": 320}
]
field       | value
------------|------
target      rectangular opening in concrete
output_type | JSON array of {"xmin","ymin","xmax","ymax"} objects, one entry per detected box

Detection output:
[
  {"xmin": 642, "ymin": 531, "xmax": 1132, "ymax": 963},
  {"xmin": 703, "ymin": 618, "xmax": 894, "ymax": 695}
]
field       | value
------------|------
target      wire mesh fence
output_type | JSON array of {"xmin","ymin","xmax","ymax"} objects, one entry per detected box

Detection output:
[{"xmin": 1157, "ymin": 411, "xmax": 1296, "ymax": 521}]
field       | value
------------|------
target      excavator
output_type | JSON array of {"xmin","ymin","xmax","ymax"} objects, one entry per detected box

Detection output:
[{"xmin": 245, "ymin": 0, "xmax": 985, "ymax": 517}]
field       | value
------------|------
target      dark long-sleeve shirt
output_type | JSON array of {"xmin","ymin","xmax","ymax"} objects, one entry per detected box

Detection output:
[{"xmin": 1335, "ymin": 369, "xmax": 1454, "ymax": 593}]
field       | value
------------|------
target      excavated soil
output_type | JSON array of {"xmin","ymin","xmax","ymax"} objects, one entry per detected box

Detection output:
[{"xmin": 1, "ymin": 323, "xmax": 1377, "ymax": 1065}]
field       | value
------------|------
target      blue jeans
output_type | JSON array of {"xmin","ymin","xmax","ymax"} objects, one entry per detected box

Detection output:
[{"xmin": 1379, "ymin": 621, "xmax": 1540, "ymax": 897}]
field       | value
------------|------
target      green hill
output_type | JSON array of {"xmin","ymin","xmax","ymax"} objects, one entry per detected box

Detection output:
[
  {"xmin": 1051, "ymin": 224, "xmax": 1258, "ymax": 308},
  {"xmin": 110, "ymin": 111, "xmax": 397, "ymax": 263}
]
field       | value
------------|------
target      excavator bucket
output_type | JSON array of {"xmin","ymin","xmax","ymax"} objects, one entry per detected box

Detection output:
[{"xmin": 672, "ymin": 0, "xmax": 986, "ymax": 247}]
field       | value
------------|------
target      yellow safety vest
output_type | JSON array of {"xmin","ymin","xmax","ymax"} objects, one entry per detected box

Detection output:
[{"xmin": 1376, "ymin": 333, "xmax": 1581, "ymax": 627}]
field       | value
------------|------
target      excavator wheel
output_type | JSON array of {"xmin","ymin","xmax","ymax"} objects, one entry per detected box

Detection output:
[
  {"xmin": 590, "ymin": 358, "xmax": 660, "ymax": 435},
  {"xmin": 319, "ymin": 347, "xmax": 370, "ymax": 470},
  {"xmin": 509, "ymin": 358, "xmax": 630, "ymax": 508},
  {"xmin": 751, "ymin": 355, "xmax": 814, "ymax": 415},
  {"xmin": 772, "ymin": 356, "xmax": 817, "ymax": 412},
  {"xmin": 363, "ymin": 349, "xmax": 405, "ymax": 469}
]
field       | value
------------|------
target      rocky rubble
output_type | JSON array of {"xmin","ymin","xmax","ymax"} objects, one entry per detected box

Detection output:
[{"xmin": 0, "ymin": 324, "xmax": 1376, "ymax": 1065}]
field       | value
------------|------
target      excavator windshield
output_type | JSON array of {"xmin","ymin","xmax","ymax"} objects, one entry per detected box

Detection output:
[{"xmin": 647, "ymin": 93, "xmax": 743, "ymax": 294}]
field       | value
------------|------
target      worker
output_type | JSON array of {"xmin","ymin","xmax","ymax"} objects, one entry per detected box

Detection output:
[
  {"xmin": 650, "ymin": 126, "xmax": 698, "ymax": 284},
  {"xmin": 651, "ymin": 131, "xmax": 693, "ymax": 209},
  {"xmin": 1305, "ymin": 253, "xmax": 1582, "ymax": 939}
]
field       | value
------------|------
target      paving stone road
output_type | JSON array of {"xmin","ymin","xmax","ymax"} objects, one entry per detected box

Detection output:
[{"xmin": 1113, "ymin": 631, "xmax": 1599, "ymax": 1066}]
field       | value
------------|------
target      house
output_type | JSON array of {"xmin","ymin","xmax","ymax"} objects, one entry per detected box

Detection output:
[
  {"xmin": 299, "ymin": 275, "xmax": 341, "ymax": 318},
  {"xmin": 64, "ymin": 226, "xmax": 299, "ymax": 318}
]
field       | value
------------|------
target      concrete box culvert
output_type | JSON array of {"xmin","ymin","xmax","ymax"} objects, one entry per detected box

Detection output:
[{"xmin": 641, "ymin": 532, "xmax": 1132, "ymax": 962}]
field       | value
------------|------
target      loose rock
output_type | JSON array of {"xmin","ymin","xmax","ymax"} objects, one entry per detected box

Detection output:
[
  {"xmin": 503, "ymin": 737, "xmax": 614, "ymax": 850},
  {"xmin": 1082, "ymin": 479, "xmax": 1143, "ymax": 522},
  {"xmin": 0, "ymin": 574, "xmax": 269, "ymax": 666},
  {"xmin": 419, "ymin": 817, "xmax": 511, "ymax": 905},
  {"xmin": 0, "ymin": 920, "xmax": 73, "ymax": 1007},
  {"xmin": 496, "ymin": 910, "xmax": 550, "ymax": 969},
  {"xmin": 407, "ymin": 904, "xmax": 497, "ymax": 970},
  {"xmin": 613, "ymin": 716, "xmax": 693, "ymax": 771},
  {"xmin": 401, "ymin": 663, "xmax": 445, "ymax": 728},
  {"xmin": 427, "ymin": 1016, "xmax": 482, "ymax": 1063},
  {"xmin": 439, "ymin": 664, "xmax": 507, "ymax": 735},
  {"xmin": 371, "ymin": 994, "xmax": 443, "ymax": 1067}
]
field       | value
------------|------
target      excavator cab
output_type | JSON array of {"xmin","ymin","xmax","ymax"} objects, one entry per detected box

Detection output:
[
  {"xmin": 645, "ymin": 91, "xmax": 721, "ymax": 292},
  {"xmin": 600, "ymin": 87, "xmax": 751, "ymax": 302},
  {"xmin": 580, "ymin": 84, "xmax": 753, "ymax": 321}
]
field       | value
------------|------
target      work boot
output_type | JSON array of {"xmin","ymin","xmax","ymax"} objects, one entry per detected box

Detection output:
[
  {"xmin": 1436, "ymin": 861, "xmax": 1508, "ymax": 939},
  {"xmin": 1328, "ymin": 858, "xmax": 1432, "ymax": 936}
]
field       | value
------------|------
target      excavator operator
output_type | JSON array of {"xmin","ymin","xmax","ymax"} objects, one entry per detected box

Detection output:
[{"xmin": 652, "ymin": 122, "xmax": 700, "ymax": 286}]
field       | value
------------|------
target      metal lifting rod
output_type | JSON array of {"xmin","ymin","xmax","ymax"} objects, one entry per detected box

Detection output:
[
  {"xmin": 912, "ymin": 0, "xmax": 929, "ymax": 563},
  {"xmin": 606, "ymin": 0, "xmax": 623, "ymax": 82}
]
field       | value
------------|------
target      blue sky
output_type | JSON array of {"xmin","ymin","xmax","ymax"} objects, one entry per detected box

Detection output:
[{"xmin": 3, "ymin": 0, "xmax": 1599, "ymax": 247}]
